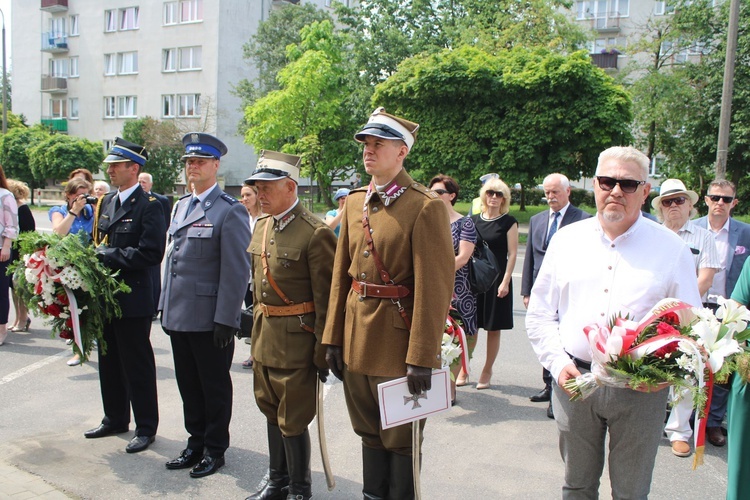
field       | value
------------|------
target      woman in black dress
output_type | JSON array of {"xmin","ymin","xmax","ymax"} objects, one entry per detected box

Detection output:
[
  {"xmin": 470, "ymin": 178, "xmax": 518, "ymax": 389},
  {"xmin": 7, "ymin": 180, "xmax": 35, "ymax": 333}
]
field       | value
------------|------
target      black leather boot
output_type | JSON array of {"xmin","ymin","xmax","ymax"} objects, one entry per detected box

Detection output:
[
  {"xmin": 362, "ymin": 446, "xmax": 389, "ymax": 499},
  {"xmin": 246, "ymin": 422, "xmax": 289, "ymax": 500},
  {"xmin": 388, "ymin": 452, "xmax": 415, "ymax": 500},
  {"xmin": 283, "ymin": 429, "xmax": 312, "ymax": 500}
]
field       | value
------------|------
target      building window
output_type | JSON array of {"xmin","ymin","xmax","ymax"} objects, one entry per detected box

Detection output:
[
  {"xmin": 178, "ymin": 94, "xmax": 200, "ymax": 117},
  {"xmin": 178, "ymin": 46, "xmax": 202, "ymax": 71},
  {"xmin": 104, "ymin": 96, "xmax": 116, "ymax": 118},
  {"xmin": 118, "ymin": 96, "xmax": 137, "ymax": 117},
  {"xmin": 70, "ymin": 15, "xmax": 79, "ymax": 36},
  {"xmin": 69, "ymin": 98, "xmax": 79, "ymax": 119},
  {"xmin": 614, "ymin": 0, "xmax": 629, "ymax": 17},
  {"xmin": 49, "ymin": 58, "xmax": 69, "ymax": 77},
  {"xmin": 69, "ymin": 56, "xmax": 79, "ymax": 77},
  {"xmin": 49, "ymin": 17, "xmax": 66, "ymax": 37},
  {"xmin": 104, "ymin": 54, "xmax": 116, "ymax": 75},
  {"xmin": 162, "ymin": 95, "xmax": 175, "ymax": 118},
  {"xmin": 105, "ymin": 10, "xmax": 117, "ymax": 32},
  {"xmin": 103, "ymin": 139, "xmax": 114, "ymax": 153},
  {"xmin": 162, "ymin": 48, "xmax": 176, "ymax": 72},
  {"xmin": 180, "ymin": 0, "xmax": 203, "ymax": 23},
  {"xmin": 164, "ymin": 2, "xmax": 178, "ymax": 25},
  {"xmin": 655, "ymin": 1, "xmax": 675, "ymax": 15},
  {"xmin": 118, "ymin": 51, "xmax": 138, "ymax": 74},
  {"xmin": 120, "ymin": 7, "xmax": 139, "ymax": 30},
  {"xmin": 50, "ymin": 98, "xmax": 67, "ymax": 118}
]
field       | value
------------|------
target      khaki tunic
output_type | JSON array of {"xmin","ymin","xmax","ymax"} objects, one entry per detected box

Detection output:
[{"xmin": 322, "ymin": 168, "xmax": 455, "ymax": 377}]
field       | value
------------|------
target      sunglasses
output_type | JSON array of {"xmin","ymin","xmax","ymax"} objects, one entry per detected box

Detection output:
[
  {"xmin": 661, "ymin": 196, "xmax": 687, "ymax": 208},
  {"xmin": 485, "ymin": 190, "xmax": 503, "ymax": 198},
  {"xmin": 433, "ymin": 188, "xmax": 450, "ymax": 195},
  {"xmin": 596, "ymin": 176, "xmax": 646, "ymax": 194},
  {"xmin": 707, "ymin": 194, "xmax": 734, "ymax": 204}
]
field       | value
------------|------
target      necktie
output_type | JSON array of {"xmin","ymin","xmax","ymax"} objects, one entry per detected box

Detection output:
[
  {"xmin": 115, "ymin": 196, "xmax": 121, "ymax": 211},
  {"xmin": 184, "ymin": 197, "xmax": 199, "ymax": 220},
  {"xmin": 546, "ymin": 211, "xmax": 560, "ymax": 247}
]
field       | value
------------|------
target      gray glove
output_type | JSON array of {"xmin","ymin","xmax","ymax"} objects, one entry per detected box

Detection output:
[
  {"xmin": 325, "ymin": 346, "xmax": 344, "ymax": 381},
  {"xmin": 213, "ymin": 323, "xmax": 235, "ymax": 348},
  {"xmin": 406, "ymin": 364, "xmax": 432, "ymax": 395}
]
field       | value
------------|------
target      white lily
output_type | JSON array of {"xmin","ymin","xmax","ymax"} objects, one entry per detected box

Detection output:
[
  {"xmin": 691, "ymin": 319, "xmax": 742, "ymax": 373},
  {"xmin": 716, "ymin": 297, "xmax": 750, "ymax": 333}
]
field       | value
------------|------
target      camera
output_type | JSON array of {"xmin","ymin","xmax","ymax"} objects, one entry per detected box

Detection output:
[{"xmin": 85, "ymin": 196, "xmax": 98, "ymax": 205}]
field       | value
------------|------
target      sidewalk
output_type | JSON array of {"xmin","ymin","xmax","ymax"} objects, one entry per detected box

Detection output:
[{"xmin": 0, "ymin": 462, "xmax": 73, "ymax": 499}]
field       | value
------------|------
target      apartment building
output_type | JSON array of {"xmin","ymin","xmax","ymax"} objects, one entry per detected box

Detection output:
[{"xmin": 12, "ymin": 0, "xmax": 331, "ymax": 189}]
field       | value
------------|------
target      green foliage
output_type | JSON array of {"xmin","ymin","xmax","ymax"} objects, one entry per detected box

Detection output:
[
  {"xmin": 374, "ymin": 46, "xmax": 632, "ymax": 194},
  {"xmin": 0, "ymin": 125, "xmax": 51, "ymax": 189},
  {"xmin": 9, "ymin": 231, "xmax": 131, "ymax": 361},
  {"xmin": 122, "ymin": 117, "xmax": 183, "ymax": 194},
  {"xmin": 27, "ymin": 134, "xmax": 102, "ymax": 182},
  {"xmin": 244, "ymin": 20, "xmax": 358, "ymax": 206}
]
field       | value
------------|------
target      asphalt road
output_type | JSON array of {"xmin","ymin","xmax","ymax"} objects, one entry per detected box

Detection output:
[{"xmin": 0, "ymin": 212, "xmax": 728, "ymax": 499}]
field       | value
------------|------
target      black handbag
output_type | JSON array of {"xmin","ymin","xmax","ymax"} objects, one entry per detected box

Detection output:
[
  {"xmin": 237, "ymin": 304, "xmax": 253, "ymax": 339},
  {"xmin": 468, "ymin": 238, "xmax": 500, "ymax": 294}
]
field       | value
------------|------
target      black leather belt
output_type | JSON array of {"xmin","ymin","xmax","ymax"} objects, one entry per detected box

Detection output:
[{"xmin": 567, "ymin": 352, "xmax": 591, "ymax": 371}]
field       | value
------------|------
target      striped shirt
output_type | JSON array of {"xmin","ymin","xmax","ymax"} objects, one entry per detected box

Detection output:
[{"xmin": 675, "ymin": 221, "xmax": 721, "ymax": 273}]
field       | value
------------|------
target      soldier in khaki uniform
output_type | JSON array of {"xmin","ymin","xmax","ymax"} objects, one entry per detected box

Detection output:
[
  {"xmin": 323, "ymin": 108, "xmax": 455, "ymax": 499},
  {"xmin": 245, "ymin": 151, "xmax": 336, "ymax": 500}
]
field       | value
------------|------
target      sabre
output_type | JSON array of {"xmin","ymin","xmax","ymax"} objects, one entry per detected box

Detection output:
[
  {"xmin": 412, "ymin": 419, "xmax": 422, "ymax": 500},
  {"xmin": 317, "ymin": 378, "xmax": 336, "ymax": 490}
]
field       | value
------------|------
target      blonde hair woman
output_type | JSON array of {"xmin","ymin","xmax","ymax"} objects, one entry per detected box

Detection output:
[
  {"xmin": 6, "ymin": 180, "xmax": 35, "ymax": 333},
  {"xmin": 463, "ymin": 177, "xmax": 518, "ymax": 389}
]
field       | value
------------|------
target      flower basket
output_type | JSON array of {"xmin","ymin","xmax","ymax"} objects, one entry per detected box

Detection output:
[{"xmin": 9, "ymin": 231, "xmax": 131, "ymax": 362}]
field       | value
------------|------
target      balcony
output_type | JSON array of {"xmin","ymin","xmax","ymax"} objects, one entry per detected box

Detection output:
[
  {"xmin": 590, "ymin": 53, "xmax": 619, "ymax": 69},
  {"xmin": 41, "ymin": 75, "xmax": 68, "ymax": 93},
  {"xmin": 41, "ymin": 0, "xmax": 68, "ymax": 12},
  {"xmin": 41, "ymin": 32, "xmax": 68, "ymax": 52},
  {"xmin": 41, "ymin": 117, "xmax": 68, "ymax": 133},
  {"xmin": 586, "ymin": 11, "xmax": 621, "ymax": 33}
]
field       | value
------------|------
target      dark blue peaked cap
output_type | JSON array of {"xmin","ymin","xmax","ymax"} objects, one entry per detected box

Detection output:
[
  {"xmin": 181, "ymin": 132, "xmax": 228, "ymax": 160},
  {"xmin": 103, "ymin": 137, "xmax": 148, "ymax": 166}
]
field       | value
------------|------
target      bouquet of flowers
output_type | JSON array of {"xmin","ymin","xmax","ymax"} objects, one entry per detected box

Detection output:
[
  {"xmin": 9, "ymin": 231, "xmax": 131, "ymax": 363},
  {"xmin": 441, "ymin": 312, "xmax": 468, "ymax": 373},
  {"xmin": 563, "ymin": 297, "xmax": 750, "ymax": 467}
]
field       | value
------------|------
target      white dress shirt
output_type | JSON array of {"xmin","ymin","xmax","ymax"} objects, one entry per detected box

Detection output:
[
  {"xmin": 526, "ymin": 215, "xmax": 702, "ymax": 382},
  {"xmin": 707, "ymin": 217, "xmax": 731, "ymax": 302}
]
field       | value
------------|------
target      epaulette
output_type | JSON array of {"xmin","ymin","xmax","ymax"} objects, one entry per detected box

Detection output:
[
  {"xmin": 178, "ymin": 193, "xmax": 192, "ymax": 200},
  {"xmin": 257, "ymin": 213, "xmax": 272, "ymax": 221},
  {"xmin": 299, "ymin": 211, "xmax": 326, "ymax": 229},
  {"xmin": 221, "ymin": 193, "xmax": 238, "ymax": 204},
  {"xmin": 410, "ymin": 181, "xmax": 439, "ymax": 199},
  {"xmin": 350, "ymin": 185, "xmax": 368, "ymax": 194}
]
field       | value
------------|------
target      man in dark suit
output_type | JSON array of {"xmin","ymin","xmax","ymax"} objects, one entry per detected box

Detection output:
[
  {"xmin": 521, "ymin": 173, "xmax": 590, "ymax": 418},
  {"xmin": 138, "ymin": 172, "xmax": 171, "ymax": 319},
  {"xmin": 160, "ymin": 133, "xmax": 251, "ymax": 478},
  {"xmin": 693, "ymin": 178, "xmax": 750, "ymax": 447},
  {"xmin": 85, "ymin": 138, "xmax": 166, "ymax": 454}
]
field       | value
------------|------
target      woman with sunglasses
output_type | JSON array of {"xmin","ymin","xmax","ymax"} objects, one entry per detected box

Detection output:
[
  {"xmin": 467, "ymin": 178, "xmax": 518, "ymax": 390},
  {"xmin": 428, "ymin": 174, "xmax": 478, "ymax": 404},
  {"xmin": 653, "ymin": 178, "xmax": 721, "ymax": 458}
]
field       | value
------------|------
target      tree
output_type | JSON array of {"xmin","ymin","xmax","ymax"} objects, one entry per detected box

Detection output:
[
  {"xmin": 122, "ymin": 117, "xmax": 184, "ymax": 194},
  {"xmin": 373, "ymin": 46, "xmax": 632, "ymax": 207},
  {"xmin": 0, "ymin": 125, "xmax": 51, "ymax": 198},
  {"xmin": 28, "ymin": 134, "xmax": 102, "ymax": 182},
  {"xmin": 244, "ymin": 20, "xmax": 358, "ymax": 207},
  {"xmin": 233, "ymin": 4, "xmax": 332, "ymax": 136}
]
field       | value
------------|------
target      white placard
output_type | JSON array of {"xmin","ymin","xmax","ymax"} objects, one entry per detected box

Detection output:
[{"xmin": 377, "ymin": 368, "xmax": 451, "ymax": 429}]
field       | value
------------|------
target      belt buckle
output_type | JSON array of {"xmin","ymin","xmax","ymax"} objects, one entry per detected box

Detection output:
[
  {"xmin": 259, "ymin": 303, "xmax": 269, "ymax": 316},
  {"xmin": 360, "ymin": 282, "xmax": 367, "ymax": 298}
]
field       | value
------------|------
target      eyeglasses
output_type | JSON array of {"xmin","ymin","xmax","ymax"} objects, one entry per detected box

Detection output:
[
  {"xmin": 596, "ymin": 176, "xmax": 646, "ymax": 194},
  {"xmin": 707, "ymin": 194, "xmax": 734, "ymax": 204},
  {"xmin": 433, "ymin": 189, "xmax": 449, "ymax": 195},
  {"xmin": 485, "ymin": 190, "xmax": 503, "ymax": 198},
  {"xmin": 661, "ymin": 196, "xmax": 687, "ymax": 208}
]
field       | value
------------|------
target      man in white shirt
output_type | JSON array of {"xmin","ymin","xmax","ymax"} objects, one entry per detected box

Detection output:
[{"xmin": 526, "ymin": 146, "xmax": 702, "ymax": 499}]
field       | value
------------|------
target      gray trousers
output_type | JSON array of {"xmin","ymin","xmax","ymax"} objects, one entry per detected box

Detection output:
[{"xmin": 552, "ymin": 380, "xmax": 668, "ymax": 500}]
